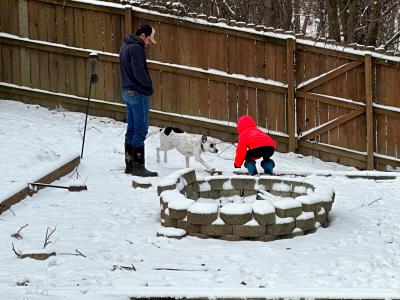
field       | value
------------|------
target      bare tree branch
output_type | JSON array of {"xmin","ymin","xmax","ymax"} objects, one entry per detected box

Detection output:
[
  {"xmin": 59, "ymin": 249, "xmax": 87, "ymax": 257},
  {"xmin": 12, "ymin": 242, "xmax": 22, "ymax": 258},
  {"xmin": 43, "ymin": 226, "xmax": 57, "ymax": 249},
  {"xmin": 385, "ymin": 31, "xmax": 400, "ymax": 50},
  {"xmin": 11, "ymin": 224, "xmax": 28, "ymax": 239}
]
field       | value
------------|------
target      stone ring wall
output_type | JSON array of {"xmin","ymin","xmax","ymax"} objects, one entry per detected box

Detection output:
[{"xmin": 157, "ymin": 169, "xmax": 335, "ymax": 241}]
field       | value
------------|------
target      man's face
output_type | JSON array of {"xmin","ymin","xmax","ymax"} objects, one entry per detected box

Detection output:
[{"xmin": 139, "ymin": 33, "xmax": 152, "ymax": 48}]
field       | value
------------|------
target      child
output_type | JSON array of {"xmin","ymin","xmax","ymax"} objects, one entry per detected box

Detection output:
[{"xmin": 234, "ymin": 115, "xmax": 276, "ymax": 175}]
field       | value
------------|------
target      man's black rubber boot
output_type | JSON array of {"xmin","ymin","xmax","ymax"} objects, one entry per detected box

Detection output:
[
  {"xmin": 132, "ymin": 146, "xmax": 158, "ymax": 177},
  {"xmin": 124, "ymin": 144, "xmax": 133, "ymax": 174}
]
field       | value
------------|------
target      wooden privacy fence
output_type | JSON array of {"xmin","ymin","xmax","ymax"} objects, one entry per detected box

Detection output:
[{"xmin": 1, "ymin": 0, "xmax": 400, "ymax": 171}]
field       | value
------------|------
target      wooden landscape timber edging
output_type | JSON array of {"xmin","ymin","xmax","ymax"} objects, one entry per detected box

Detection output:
[
  {"xmin": 0, "ymin": 155, "xmax": 80, "ymax": 215},
  {"xmin": 1, "ymin": 0, "xmax": 400, "ymax": 171}
]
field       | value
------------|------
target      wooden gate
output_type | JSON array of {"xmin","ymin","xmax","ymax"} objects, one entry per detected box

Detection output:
[{"xmin": 295, "ymin": 46, "xmax": 374, "ymax": 169}]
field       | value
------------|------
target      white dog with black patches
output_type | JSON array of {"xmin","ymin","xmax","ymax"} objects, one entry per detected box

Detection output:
[{"xmin": 156, "ymin": 127, "xmax": 218, "ymax": 171}]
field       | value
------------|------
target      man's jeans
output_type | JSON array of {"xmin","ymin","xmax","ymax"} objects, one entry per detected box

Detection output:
[{"xmin": 123, "ymin": 89, "xmax": 149, "ymax": 147}]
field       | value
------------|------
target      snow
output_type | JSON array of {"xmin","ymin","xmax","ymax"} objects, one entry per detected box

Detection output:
[
  {"xmin": 198, "ymin": 181, "xmax": 211, "ymax": 192},
  {"xmin": 302, "ymin": 92, "xmax": 366, "ymax": 109},
  {"xmin": 296, "ymin": 212, "xmax": 315, "ymax": 221},
  {"xmin": 296, "ymin": 194, "xmax": 322, "ymax": 205},
  {"xmin": 158, "ymin": 168, "xmax": 194, "ymax": 186},
  {"xmin": 272, "ymin": 182, "xmax": 291, "ymax": 192},
  {"xmin": 374, "ymin": 102, "xmax": 400, "ymax": 113},
  {"xmin": 160, "ymin": 190, "xmax": 183, "ymax": 204},
  {"xmin": 222, "ymin": 180, "xmax": 233, "ymax": 190},
  {"xmin": 270, "ymin": 197, "xmax": 302, "ymax": 210},
  {"xmin": 276, "ymin": 216, "xmax": 295, "ymax": 224},
  {"xmin": 187, "ymin": 202, "xmax": 218, "ymax": 214},
  {"xmin": 251, "ymin": 200, "xmax": 275, "ymax": 215},
  {"xmin": 167, "ymin": 197, "xmax": 194, "ymax": 211},
  {"xmin": 220, "ymin": 203, "xmax": 252, "ymax": 215},
  {"xmin": 131, "ymin": 176, "xmax": 153, "ymax": 185},
  {"xmin": 294, "ymin": 185, "xmax": 307, "ymax": 194},
  {"xmin": 256, "ymin": 190, "xmax": 277, "ymax": 201},
  {"xmin": 243, "ymin": 218, "xmax": 260, "ymax": 226},
  {"xmin": 157, "ymin": 227, "xmax": 186, "ymax": 237},
  {"xmin": 1, "ymin": 100, "xmax": 400, "ymax": 299},
  {"xmin": 211, "ymin": 217, "xmax": 225, "ymax": 225},
  {"xmin": 297, "ymin": 38, "xmax": 400, "ymax": 63}
]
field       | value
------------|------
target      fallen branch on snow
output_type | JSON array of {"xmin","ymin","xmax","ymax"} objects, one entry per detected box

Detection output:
[
  {"xmin": 11, "ymin": 224, "xmax": 28, "ymax": 239},
  {"xmin": 12, "ymin": 242, "xmax": 56, "ymax": 260},
  {"xmin": 111, "ymin": 264, "xmax": 136, "ymax": 271}
]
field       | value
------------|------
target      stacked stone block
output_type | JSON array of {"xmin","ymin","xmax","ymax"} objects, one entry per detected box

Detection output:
[{"xmin": 157, "ymin": 170, "xmax": 334, "ymax": 241}]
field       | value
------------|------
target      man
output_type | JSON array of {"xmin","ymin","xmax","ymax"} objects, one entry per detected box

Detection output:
[{"xmin": 119, "ymin": 24, "xmax": 158, "ymax": 177}]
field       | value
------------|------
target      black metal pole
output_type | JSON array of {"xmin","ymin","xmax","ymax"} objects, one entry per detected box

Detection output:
[{"xmin": 81, "ymin": 53, "xmax": 98, "ymax": 159}]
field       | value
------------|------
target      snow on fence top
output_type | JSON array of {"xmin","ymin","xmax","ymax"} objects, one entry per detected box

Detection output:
[{"xmin": 67, "ymin": 0, "xmax": 399, "ymax": 63}]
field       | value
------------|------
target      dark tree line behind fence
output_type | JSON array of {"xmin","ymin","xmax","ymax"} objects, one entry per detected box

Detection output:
[{"xmin": 140, "ymin": 0, "xmax": 400, "ymax": 51}]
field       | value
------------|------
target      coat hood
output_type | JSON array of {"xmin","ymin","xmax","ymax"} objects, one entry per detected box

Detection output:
[
  {"xmin": 237, "ymin": 115, "xmax": 256, "ymax": 134},
  {"xmin": 123, "ymin": 35, "xmax": 145, "ymax": 47}
]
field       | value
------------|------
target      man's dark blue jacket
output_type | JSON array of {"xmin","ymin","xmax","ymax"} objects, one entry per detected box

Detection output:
[{"xmin": 119, "ymin": 35, "xmax": 153, "ymax": 96}]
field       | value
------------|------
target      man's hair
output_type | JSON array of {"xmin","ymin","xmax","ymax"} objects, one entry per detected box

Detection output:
[{"xmin": 135, "ymin": 24, "xmax": 152, "ymax": 37}]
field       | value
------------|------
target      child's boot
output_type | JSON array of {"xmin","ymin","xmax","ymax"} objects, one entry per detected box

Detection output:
[
  {"xmin": 244, "ymin": 160, "xmax": 258, "ymax": 175},
  {"xmin": 261, "ymin": 159, "xmax": 275, "ymax": 175}
]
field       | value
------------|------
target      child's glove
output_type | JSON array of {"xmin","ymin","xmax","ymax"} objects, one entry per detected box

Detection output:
[{"xmin": 234, "ymin": 164, "xmax": 241, "ymax": 168}]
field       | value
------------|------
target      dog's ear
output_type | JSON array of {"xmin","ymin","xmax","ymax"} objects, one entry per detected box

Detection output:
[{"xmin": 201, "ymin": 135, "xmax": 207, "ymax": 143}]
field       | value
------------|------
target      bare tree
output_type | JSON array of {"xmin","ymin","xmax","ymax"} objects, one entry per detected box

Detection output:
[{"xmin": 139, "ymin": 0, "xmax": 400, "ymax": 50}]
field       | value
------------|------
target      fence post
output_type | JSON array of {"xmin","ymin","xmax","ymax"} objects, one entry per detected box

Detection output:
[
  {"xmin": 365, "ymin": 54, "xmax": 374, "ymax": 170},
  {"xmin": 286, "ymin": 37, "xmax": 296, "ymax": 152},
  {"xmin": 19, "ymin": 0, "xmax": 30, "ymax": 86},
  {"xmin": 124, "ymin": 4, "xmax": 132, "ymax": 38}
]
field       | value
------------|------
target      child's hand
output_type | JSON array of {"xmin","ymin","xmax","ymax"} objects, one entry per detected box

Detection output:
[{"xmin": 234, "ymin": 164, "xmax": 241, "ymax": 168}]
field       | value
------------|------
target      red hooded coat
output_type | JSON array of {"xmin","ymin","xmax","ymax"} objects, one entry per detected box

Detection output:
[{"xmin": 234, "ymin": 115, "xmax": 276, "ymax": 167}]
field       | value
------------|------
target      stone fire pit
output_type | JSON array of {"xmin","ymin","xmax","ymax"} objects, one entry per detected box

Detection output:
[{"xmin": 157, "ymin": 169, "xmax": 334, "ymax": 241}]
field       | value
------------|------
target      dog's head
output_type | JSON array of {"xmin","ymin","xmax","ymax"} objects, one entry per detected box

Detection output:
[{"xmin": 201, "ymin": 135, "xmax": 218, "ymax": 153}]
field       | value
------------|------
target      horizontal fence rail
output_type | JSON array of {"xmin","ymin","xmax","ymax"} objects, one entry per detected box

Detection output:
[{"xmin": 1, "ymin": 0, "xmax": 400, "ymax": 171}]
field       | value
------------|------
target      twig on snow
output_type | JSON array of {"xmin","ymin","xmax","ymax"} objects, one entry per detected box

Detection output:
[
  {"xmin": 367, "ymin": 197, "xmax": 382, "ymax": 206},
  {"xmin": 74, "ymin": 249, "xmax": 86, "ymax": 257},
  {"xmin": 59, "ymin": 249, "xmax": 87, "ymax": 257},
  {"xmin": 153, "ymin": 267, "xmax": 207, "ymax": 272},
  {"xmin": 12, "ymin": 242, "xmax": 22, "ymax": 258},
  {"xmin": 43, "ymin": 226, "xmax": 57, "ymax": 249},
  {"xmin": 361, "ymin": 197, "xmax": 382, "ymax": 207},
  {"xmin": 11, "ymin": 224, "xmax": 28, "ymax": 239},
  {"xmin": 111, "ymin": 264, "xmax": 136, "ymax": 271}
]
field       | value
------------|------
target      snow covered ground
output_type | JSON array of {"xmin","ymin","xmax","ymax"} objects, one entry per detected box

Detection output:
[{"xmin": 0, "ymin": 100, "xmax": 399, "ymax": 299}]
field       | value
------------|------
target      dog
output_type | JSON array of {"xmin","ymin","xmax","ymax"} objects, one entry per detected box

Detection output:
[{"xmin": 156, "ymin": 127, "xmax": 218, "ymax": 171}]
